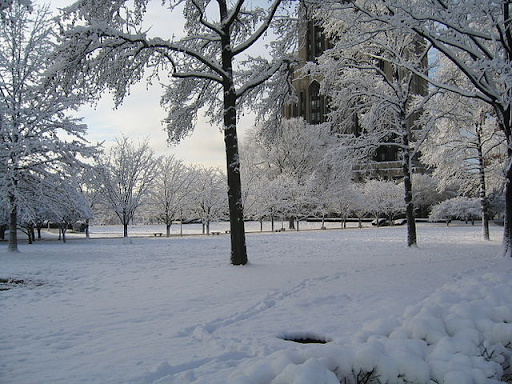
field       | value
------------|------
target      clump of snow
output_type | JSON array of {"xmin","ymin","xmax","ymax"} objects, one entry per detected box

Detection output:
[{"xmin": 232, "ymin": 272, "xmax": 512, "ymax": 384}]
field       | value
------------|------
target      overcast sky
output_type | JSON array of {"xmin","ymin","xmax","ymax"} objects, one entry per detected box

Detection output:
[{"xmin": 49, "ymin": 0, "xmax": 258, "ymax": 170}]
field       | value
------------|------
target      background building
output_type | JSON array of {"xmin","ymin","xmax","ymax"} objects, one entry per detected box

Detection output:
[{"xmin": 283, "ymin": 14, "xmax": 429, "ymax": 180}]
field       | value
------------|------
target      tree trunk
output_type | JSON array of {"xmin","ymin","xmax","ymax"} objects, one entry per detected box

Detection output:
[
  {"xmin": 504, "ymin": 154, "xmax": 512, "ymax": 257},
  {"xmin": 219, "ymin": 0, "xmax": 247, "ymax": 266},
  {"xmin": 85, "ymin": 219, "xmax": 90, "ymax": 239},
  {"xmin": 123, "ymin": 222, "xmax": 128, "ymax": 238},
  {"xmin": 26, "ymin": 227, "xmax": 33, "ymax": 245},
  {"xmin": 8, "ymin": 193, "xmax": 18, "ymax": 252},
  {"xmin": 0, "ymin": 225, "xmax": 5, "ymax": 240},
  {"xmin": 402, "ymin": 132, "xmax": 417, "ymax": 247},
  {"xmin": 166, "ymin": 223, "xmax": 171, "ymax": 237},
  {"xmin": 288, "ymin": 217, "xmax": 295, "ymax": 230},
  {"xmin": 61, "ymin": 225, "xmax": 67, "ymax": 243},
  {"xmin": 497, "ymin": 106, "xmax": 512, "ymax": 257},
  {"xmin": 271, "ymin": 215, "xmax": 275, "ymax": 232},
  {"xmin": 260, "ymin": 218, "xmax": 263, "ymax": 232},
  {"xmin": 223, "ymin": 114, "xmax": 247, "ymax": 264}
]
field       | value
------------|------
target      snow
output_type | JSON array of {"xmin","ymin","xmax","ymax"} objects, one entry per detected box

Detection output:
[{"xmin": 1, "ymin": 223, "xmax": 511, "ymax": 384}]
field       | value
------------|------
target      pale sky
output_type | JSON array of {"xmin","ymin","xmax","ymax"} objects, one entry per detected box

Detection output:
[{"xmin": 50, "ymin": 0, "xmax": 259, "ymax": 169}]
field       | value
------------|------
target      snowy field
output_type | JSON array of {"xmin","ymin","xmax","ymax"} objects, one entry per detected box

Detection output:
[{"xmin": 1, "ymin": 223, "xmax": 511, "ymax": 383}]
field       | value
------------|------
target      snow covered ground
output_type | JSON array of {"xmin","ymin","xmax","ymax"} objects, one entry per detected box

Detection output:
[{"xmin": 1, "ymin": 223, "xmax": 510, "ymax": 384}]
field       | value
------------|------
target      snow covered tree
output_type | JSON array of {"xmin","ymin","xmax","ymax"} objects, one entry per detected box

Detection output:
[
  {"xmin": 307, "ymin": 16, "xmax": 433, "ymax": 246},
  {"xmin": 317, "ymin": 0, "xmax": 512, "ymax": 255},
  {"xmin": 411, "ymin": 174, "xmax": 454, "ymax": 219},
  {"xmin": 0, "ymin": 3, "xmax": 96, "ymax": 252},
  {"xmin": 0, "ymin": 0, "xmax": 30, "ymax": 15},
  {"xmin": 148, "ymin": 155, "xmax": 194, "ymax": 237},
  {"xmin": 94, "ymin": 137, "xmax": 159, "ymax": 238},
  {"xmin": 52, "ymin": 0, "xmax": 299, "ymax": 265},
  {"xmin": 422, "ymin": 82, "xmax": 506, "ymax": 240},
  {"xmin": 41, "ymin": 176, "xmax": 92, "ymax": 243},
  {"xmin": 256, "ymin": 118, "xmax": 333, "ymax": 182},
  {"xmin": 76, "ymin": 167, "xmax": 103, "ymax": 239},
  {"xmin": 363, "ymin": 179, "xmax": 404, "ymax": 224},
  {"xmin": 246, "ymin": 118, "xmax": 335, "ymax": 229},
  {"xmin": 189, "ymin": 166, "xmax": 227, "ymax": 235},
  {"xmin": 429, "ymin": 197, "xmax": 481, "ymax": 226}
]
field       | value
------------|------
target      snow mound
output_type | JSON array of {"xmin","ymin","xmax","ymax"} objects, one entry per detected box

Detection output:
[{"xmin": 230, "ymin": 272, "xmax": 512, "ymax": 384}]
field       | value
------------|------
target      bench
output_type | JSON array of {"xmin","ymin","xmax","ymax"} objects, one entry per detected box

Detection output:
[
  {"xmin": 225, "ymin": 230, "xmax": 230, "ymax": 234},
  {"xmin": 275, "ymin": 228, "xmax": 285, "ymax": 232},
  {"xmin": 211, "ymin": 231, "xmax": 221, "ymax": 235},
  {"xmin": 153, "ymin": 233, "xmax": 163, "ymax": 237}
]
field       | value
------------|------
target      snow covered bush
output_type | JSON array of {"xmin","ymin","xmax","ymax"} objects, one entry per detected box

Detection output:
[
  {"xmin": 230, "ymin": 272, "xmax": 512, "ymax": 384},
  {"xmin": 429, "ymin": 197, "xmax": 481, "ymax": 224}
]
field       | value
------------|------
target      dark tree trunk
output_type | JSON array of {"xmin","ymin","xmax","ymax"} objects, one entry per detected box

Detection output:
[
  {"xmin": 85, "ymin": 219, "xmax": 90, "ymax": 239},
  {"xmin": 0, "ymin": 225, "xmax": 5, "ymax": 240},
  {"xmin": 402, "ymin": 132, "xmax": 417, "ymax": 247},
  {"xmin": 26, "ymin": 227, "xmax": 33, "ymax": 244},
  {"xmin": 61, "ymin": 224, "xmax": 67, "ymax": 243},
  {"xmin": 505, "ymin": 159, "xmax": 512, "ymax": 257},
  {"xmin": 222, "ymin": 67, "xmax": 247, "ymax": 265},
  {"xmin": 123, "ymin": 223, "xmax": 128, "ymax": 238},
  {"xmin": 220, "ymin": 27, "xmax": 247, "ymax": 265},
  {"xmin": 288, "ymin": 217, "xmax": 295, "ymax": 230},
  {"xmin": 497, "ymin": 106, "xmax": 512, "ymax": 257},
  {"xmin": 8, "ymin": 193, "xmax": 18, "ymax": 252},
  {"xmin": 166, "ymin": 223, "xmax": 172, "ymax": 237},
  {"xmin": 223, "ymin": 109, "xmax": 247, "ymax": 264}
]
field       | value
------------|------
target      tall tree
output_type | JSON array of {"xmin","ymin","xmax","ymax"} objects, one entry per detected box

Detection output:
[
  {"xmin": 0, "ymin": 3, "xmax": 95, "ymax": 252},
  {"xmin": 422, "ymin": 87, "xmax": 506, "ymax": 240},
  {"xmin": 318, "ymin": 0, "xmax": 512, "ymax": 255},
  {"xmin": 53, "ymin": 0, "xmax": 298, "ymax": 265},
  {"xmin": 308, "ymin": 19, "xmax": 433, "ymax": 246},
  {"xmin": 94, "ymin": 137, "xmax": 159, "ymax": 238}
]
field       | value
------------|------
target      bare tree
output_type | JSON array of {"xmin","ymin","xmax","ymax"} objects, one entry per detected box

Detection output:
[
  {"xmin": 149, "ymin": 155, "xmax": 194, "ymax": 237},
  {"xmin": 52, "ymin": 0, "xmax": 299, "ymax": 265},
  {"xmin": 95, "ymin": 137, "xmax": 159, "ymax": 238},
  {"xmin": 190, "ymin": 166, "xmax": 227, "ymax": 236}
]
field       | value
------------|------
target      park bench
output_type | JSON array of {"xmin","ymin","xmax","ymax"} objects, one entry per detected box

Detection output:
[{"xmin": 153, "ymin": 233, "xmax": 163, "ymax": 237}]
